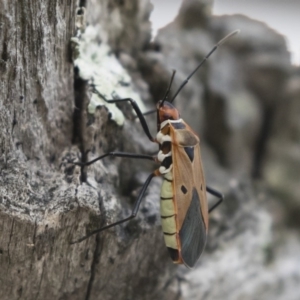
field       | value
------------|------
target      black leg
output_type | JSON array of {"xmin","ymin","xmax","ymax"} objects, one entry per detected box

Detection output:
[
  {"xmin": 207, "ymin": 185, "xmax": 224, "ymax": 213},
  {"xmin": 73, "ymin": 151, "xmax": 156, "ymax": 166},
  {"xmin": 105, "ymin": 98, "xmax": 155, "ymax": 142},
  {"xmin": 70, "ymin": 172, "xmax": 156, "ymax": 244}
]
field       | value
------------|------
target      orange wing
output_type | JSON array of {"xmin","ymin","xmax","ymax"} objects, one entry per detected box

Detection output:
[{"xmin": 170, "ymin": 121, "xmax": 208, "ymax": 268}]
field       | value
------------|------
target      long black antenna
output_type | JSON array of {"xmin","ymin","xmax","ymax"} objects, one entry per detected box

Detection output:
[
  {"xmin": 160, "ymin": 69, "xmax": 176, "ymax": 107},
  {"xmin": 170, "ymin": 29, "xmax": 240, "ymax": 103}
]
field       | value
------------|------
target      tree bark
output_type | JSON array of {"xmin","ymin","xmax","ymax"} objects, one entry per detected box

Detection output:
[{"xmin": 0, "ymin": 1, "xmax": 177, "ymax": 299}]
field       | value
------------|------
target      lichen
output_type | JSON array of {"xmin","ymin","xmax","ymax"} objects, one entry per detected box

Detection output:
[{"xmin": 71, "ymin": 10, "xmax": 145, "ymax": 126}]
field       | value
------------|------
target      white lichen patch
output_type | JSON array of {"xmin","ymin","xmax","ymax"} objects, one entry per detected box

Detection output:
[{"xmin": 71, "ymin": 24, "xmax": 145, "ymax": 126}]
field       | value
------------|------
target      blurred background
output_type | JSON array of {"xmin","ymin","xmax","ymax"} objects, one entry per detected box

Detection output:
[
  {"xmin": 139, "ymin": 0, "xmax": 300, "ymax": 299},
  {"xmin": 151, "ymin": 0, "xmax": 300, "ymax": 65}
]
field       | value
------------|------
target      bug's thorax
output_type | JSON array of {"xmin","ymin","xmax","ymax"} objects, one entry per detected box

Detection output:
[{"xmin": 156, "ymin": 101, "xmax": 182, "ymax": 175}]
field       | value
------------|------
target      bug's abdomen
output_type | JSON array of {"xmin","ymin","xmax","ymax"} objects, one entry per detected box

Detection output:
[{"xmin": 160, "ymin": 171, "xmax": 181, "ymax": 263}]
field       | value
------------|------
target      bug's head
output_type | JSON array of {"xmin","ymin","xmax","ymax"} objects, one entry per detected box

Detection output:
[{"xmin": 157, "ymin": 100, "xmax": 180, "ymax": 126}]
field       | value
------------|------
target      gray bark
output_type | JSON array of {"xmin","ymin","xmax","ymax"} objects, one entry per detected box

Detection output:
[
  {"xmin": 0, "ymin": 1, "xmax": 175, "ymax": 299},
  {"xmin": 1, "ymin": 1, "xmax": 300, "ymax": 300}
]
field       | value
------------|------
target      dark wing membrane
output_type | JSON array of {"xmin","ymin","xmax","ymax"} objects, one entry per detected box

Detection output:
[
  {"xmin": 179, "ymin": 188, "xmax": 206, "ymax": 268},
  {"xmin": 170, "ymin": 123, "xmax": 208, "ymax": 268}
]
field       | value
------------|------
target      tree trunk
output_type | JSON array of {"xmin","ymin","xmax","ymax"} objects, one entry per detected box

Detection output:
[{"xmin": 0, "ymin": 0, "xmax": 178, "ymax": 299}]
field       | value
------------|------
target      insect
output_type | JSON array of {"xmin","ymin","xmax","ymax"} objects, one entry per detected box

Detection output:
[{"xmin": 71, "ymin": 30, "xmax": 240, "ymax": 268}]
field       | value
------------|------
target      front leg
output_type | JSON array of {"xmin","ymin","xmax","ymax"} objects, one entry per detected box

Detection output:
[{"xmin": 105, "ymin": 98, "xmax": 155, "ymax": 142}]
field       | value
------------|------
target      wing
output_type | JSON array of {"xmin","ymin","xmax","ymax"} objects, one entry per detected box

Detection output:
[{"xmin": 170, "ymin": 122, "xmax": 208, "ymax": 268}]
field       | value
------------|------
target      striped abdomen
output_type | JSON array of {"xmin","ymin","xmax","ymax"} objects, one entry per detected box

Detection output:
[{"xmin": 160, "ymin": 171, "xmax": 181, "ymax": 262}]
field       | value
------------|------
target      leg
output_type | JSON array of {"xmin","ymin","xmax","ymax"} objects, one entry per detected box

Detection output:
[
  {"xmin": 70, "ymin": 172, "xmax": 156, "ymax": 244},
  {"xmin": 105, "ymin": 98, "xmax": 155, "ymax": 142},
  {"xmin": 207, "ymin": 185, "xmax": 224, "ymax": 213},
  {"xmin": 73, "ymin": 151, "xmax": 156, "ymax": 166}
]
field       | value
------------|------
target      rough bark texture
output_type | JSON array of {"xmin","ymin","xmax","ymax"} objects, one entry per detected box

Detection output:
[
  {"xmin": 0, "ymin": 1, "xmax": 175, "ymax": 299},
  {"xmin": 1, "ymin": 0, "xmax": 300, "ymax": 300}
]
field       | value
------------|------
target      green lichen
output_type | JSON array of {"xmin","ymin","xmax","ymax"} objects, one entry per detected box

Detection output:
[{"xmin": 71, "ymin": 24, "xmax": 145, "ymax": 126}]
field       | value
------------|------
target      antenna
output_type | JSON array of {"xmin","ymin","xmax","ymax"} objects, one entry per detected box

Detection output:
[
  {"xmin": 170, "ymin": 29, "xmax": 240, "ymax": 103},
  {"xmin": 160, "ymin": 70, "xmax": 176, "ymax": 107}
]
